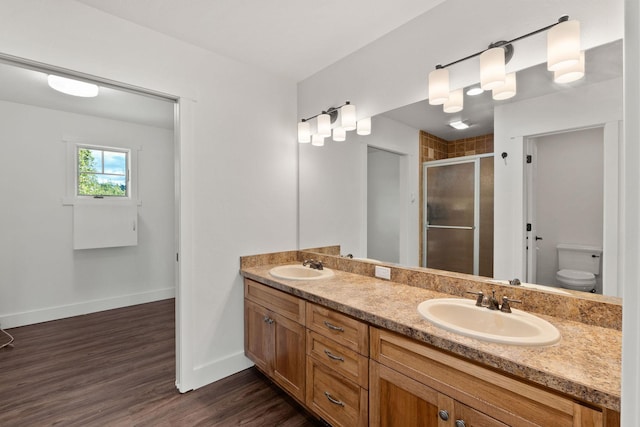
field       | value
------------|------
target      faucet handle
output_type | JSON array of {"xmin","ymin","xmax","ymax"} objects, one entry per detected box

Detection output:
[
  {"xmin": 466, "ymin": 291, "xmax": 484, "ymax": 307},
  {"xmin": 500, "ymin": 296, "xmax": 522, "ymax": 313}
]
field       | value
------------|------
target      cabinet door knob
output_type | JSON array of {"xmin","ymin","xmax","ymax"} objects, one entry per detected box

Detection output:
[
  {"xmin": 263, "ymin": 316, "xmax": 273, "ymax": 324},
  {"xmin": 438, "ymin": 410, "xmax": 449, "ymax": 421},
  {"xmin": 324, "ymin": 391, "xmax": 345, "ymax": 406},
  {"xmin": 323, "ymin": 321, "xmax": 345, "ymax": 332},
  {"xmin": 455, "ymin": 420, "xmax": 467, "ymax": 427}
]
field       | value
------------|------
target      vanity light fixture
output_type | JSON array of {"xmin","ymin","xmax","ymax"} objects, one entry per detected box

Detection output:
[
  {"xmin": 449, "ymin": 120, "xmax": 470, "ymax": 130},
  {"xmin": 554, "ymin": 50, "xmax": 585, "ymax": 84},
  {"xmin": 427, "ymin": 15, "xmax": 582, "ymax": 113},
  {"xmin": 443, "ymin": 88, "xmax": 464, "ymax": 113},
  {"xmin": 297, "ymin": 101, "xmax": 371, "ymax": 145},
  {"xmin": 48, "ymin": 75, "xmax": 99, "ymax": 97}
]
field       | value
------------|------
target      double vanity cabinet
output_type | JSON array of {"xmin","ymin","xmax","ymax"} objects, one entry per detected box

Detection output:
[{"xmin": 243, "ymin": 274, "xmax": 619, "ymax": 427}]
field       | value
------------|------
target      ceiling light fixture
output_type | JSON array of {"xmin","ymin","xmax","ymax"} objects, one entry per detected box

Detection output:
[
  {"xmin": 48, "ymin": 75, "xmax": 99, "ymax": 97},
  {"xmin": 427, "ymin": 15, "xmax": 582, "ymax": 114},
  {"xmin": 449, "ymin": 120, "xmax": 470, "ymax": 130},
  {"xmin": 297, "ymin": 101, "xmax": 371, "ymax": 145},
  {"xmin": 466, "ymin": 87, "xmax": 484, "ymax": 96}
]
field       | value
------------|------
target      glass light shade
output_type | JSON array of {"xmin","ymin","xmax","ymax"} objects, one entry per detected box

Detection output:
[
  {"xmin": 48, "ymin": 75, "xmax": 99, "ymax": 97},
  {"xmin": 297, "ymin": 121, "xmax": 311, "ymax": 143},
  {"xmin": 332, "ymin": 127, "xmax": 346, "ymax": 141},
  {"xmin": 443, "ymin": 89, "xmax": 464, "ymax": 113},
  {"xmin": 340, "ymin": 103, "xmax": 357, "ymax": 131},
  {"xmin": 492, "ymin": 72, "xmax": 517, "ymax": 100},
  {"xmin": 480, "ymin": 47, "xmax": 506, "ymax": 90},
  {"xmin": 356, "ymin": 117, "xmax": 371, "ymax": 135},
  {"xmin": 547, "ymin": 20, "xmax": 581, "ymax": 71},
  {"xmin": 554, "ymin": 51, "xmax": 585, "ymax": 83},
  {"xmin": 311, "ymin": 134, "xmax": 325, "ymax": 147},
  {"xmin": 317, "ymin": 113, "xmax": 331, "ymax": 137},
  {"xmin": 428, "ymin": 68, "xmax": 450, "ymax": 105}
]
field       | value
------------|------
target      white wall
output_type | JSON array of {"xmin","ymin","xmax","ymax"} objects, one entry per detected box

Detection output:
[
  {"xmin": 299, "ymin": 115, "xmax": 419, "ymax": 265},
  {"xmin": 0, "ymin": 0, "xmax": 298, "ymax": 392},
  {"xmin": 0, "ymin": 100, "xmax": 175, "ymax": 326},
  {"xmin": 493, "ymin": 77, "xmax": 622, "ymax": 296},
  {"xmin": 368, "ymin": 148, "xmax": 401, "ymax": 263},
  {"xmin": 532, "ymin": 128, "xmax": 604, "ymax": 287}
]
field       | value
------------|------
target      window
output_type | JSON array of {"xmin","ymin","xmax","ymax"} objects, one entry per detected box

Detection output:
[{"xmin": 77, "ymin": 146, "xmax": 129, "ymax": 197}]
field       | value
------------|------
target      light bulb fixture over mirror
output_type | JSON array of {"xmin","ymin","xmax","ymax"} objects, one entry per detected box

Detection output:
[
  {"xmin": 427, "ymin": 15, "xmax": 581, "ymax": 113},
  {"xmin": 48, "ymin": 75, "xmax": 99, "ymax": 97},
  {"xmin": 297, "ymin": 101, "xmax": 372, "ymax": 145}
]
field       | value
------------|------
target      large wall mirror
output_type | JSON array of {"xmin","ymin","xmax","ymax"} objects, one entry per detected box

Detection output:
[{"xmin": 299, "ymin": 38, "xmax": 623, "ymax": 297}]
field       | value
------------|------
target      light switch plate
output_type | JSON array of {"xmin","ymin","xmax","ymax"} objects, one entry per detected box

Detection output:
[{"xmin": 375, "ymin": 265, "xmax": 391, "ymax": 280}]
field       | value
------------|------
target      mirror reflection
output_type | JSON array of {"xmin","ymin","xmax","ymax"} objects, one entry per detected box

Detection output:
[{"xmin": 298, "ymin": 40, "xmax": 622, "ymax": 296}]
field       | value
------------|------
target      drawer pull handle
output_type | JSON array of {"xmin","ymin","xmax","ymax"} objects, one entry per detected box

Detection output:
[
  {"xmin": 324, "ymin": 391, "xmax": 345, "ymax": 406},
  {"xmin": 323, "ymin": 321, "xmax": 344, "ymax": 332},
  {"xmin": 324, "ymin": 349, "xmax": 345, "ymax": 362}
]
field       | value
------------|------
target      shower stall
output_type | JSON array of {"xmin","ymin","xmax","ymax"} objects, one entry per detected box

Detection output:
[{"xmin": 423, "ymin": 154, "xmax": 494, "ymax": 276}]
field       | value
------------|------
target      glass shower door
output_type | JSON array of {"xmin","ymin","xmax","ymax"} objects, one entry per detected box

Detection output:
[{"xmin": 424, "ymin": 160, "xmax": 476, "ymax": 274}]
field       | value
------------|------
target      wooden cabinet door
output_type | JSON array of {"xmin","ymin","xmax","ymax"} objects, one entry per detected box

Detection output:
[
  {"xmin": 370, "ymin": 360, "xmax": 441, "ymax": 427},
  {"xmin": 244, "ymin": 299, "xmax": 272, "ymax": 373},
  {"xmin": 272, "ymin": 310, "xmax": 306, "ymax": 402}
]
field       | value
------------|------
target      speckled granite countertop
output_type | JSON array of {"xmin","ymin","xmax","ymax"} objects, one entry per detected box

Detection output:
[{"xmin": 241, "ymin": 264, "xmax": 621, "ymax": 412}]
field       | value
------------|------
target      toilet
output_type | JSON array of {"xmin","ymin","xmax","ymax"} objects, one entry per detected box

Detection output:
[{"xmin": 555, "ymin": 244, "xmax": 602, "ymax": 292}]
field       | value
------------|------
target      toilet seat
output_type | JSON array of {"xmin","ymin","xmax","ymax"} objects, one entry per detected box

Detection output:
[{"xmin": 556, "ymin": 269, "xmax": 596, "ymax": 291}]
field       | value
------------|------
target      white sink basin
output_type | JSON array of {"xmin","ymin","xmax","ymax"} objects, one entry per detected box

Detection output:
[
  {"xmin": 417, "ymin": 298, "xmax": 560, "ymax": 346},
  {"xmin": 269, "ymin": 264, "xmax": 335, "ymax": 281}
]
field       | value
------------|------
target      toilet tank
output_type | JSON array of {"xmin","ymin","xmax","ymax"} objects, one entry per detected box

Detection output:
[{"xmin": 557, "ymin": 244, "xmax": 602, "ymax": 274}]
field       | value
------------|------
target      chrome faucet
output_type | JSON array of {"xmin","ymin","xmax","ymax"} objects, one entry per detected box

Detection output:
[
  {"xmin": 508, "ymin": 278, "xmax": 522, "ymax": 286},
  {"xmin": 468, "ymin": 290, "xmax": 521, "ymax": 313},
  {"xmin": 303, "ymin": 259, "xmax": 324, "ymax": 270}
]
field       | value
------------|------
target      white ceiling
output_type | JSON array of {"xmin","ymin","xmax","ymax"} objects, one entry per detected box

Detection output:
[{"xmin": 74, "ymin": 0, "xmax": 445, "ymax": 81}]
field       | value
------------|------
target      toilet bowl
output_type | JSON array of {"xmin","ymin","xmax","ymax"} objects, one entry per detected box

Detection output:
[{"xmin": 556, "ymin": 269, "xmax": 596, "ymax": 292}]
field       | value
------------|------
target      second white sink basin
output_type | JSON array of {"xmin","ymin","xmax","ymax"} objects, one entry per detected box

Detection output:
[
  {"xmin": 269, "ymin": 264, "xmax": 335, "ymax": 281},
  {"xmin": 417, "ymin": 298, "xmax": 560, "ymax": 346}
]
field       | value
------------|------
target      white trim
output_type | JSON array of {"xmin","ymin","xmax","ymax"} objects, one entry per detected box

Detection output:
[
  {"xmin": 190, "ymin": 351, "xmax": 255, "ymax": 390},
  {"xmin": 0, "ymin": 288, "xmax": 175, "ymax": 329}
]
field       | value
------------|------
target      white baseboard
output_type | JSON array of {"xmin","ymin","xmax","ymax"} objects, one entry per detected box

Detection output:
[
  {"xmin": 189, "ymin": 351, "xmax": 254, "ymax": 391},
  {"xmin": 0, "ymin": 287, "xmax": 175, "ymax": 328}
]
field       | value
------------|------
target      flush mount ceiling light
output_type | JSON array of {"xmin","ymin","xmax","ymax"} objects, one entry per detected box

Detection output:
[
  {"xmin": 297, "ymin": 101, "xmax": 371, "ymax": 146},
  {"xmin": 48, "ymin": 75, "xmax": 99, "ymax": 97},
  {"xmin": 427, "ymin": 15, "xmax": 582, "ymax": 114},
  {"xmin": 449, "ymin": 120, "xmax": 470, "ymax": 130},
  {"xmin": 466, "ymin": 87, "xmax": 484, "ymax": 96}
]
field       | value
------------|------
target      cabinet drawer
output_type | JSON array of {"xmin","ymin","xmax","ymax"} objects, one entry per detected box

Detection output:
[
  {"xmin": 244, "ymin": 278, "xmax": 305, "ymax": 324},
  {"xmin": 371, "ymin": 327, "xmax": 604, "ymax": 427},
  {"xmin": 307, "ymin": 330, "xmax": 368, "ymax": 389},
  {"xmin": 306, "ymin": 303, "xmax": 368, "ymax": 355},
  {"xmin": 306, "ymin": 357, "xmax": 367, "ymax": 427}
]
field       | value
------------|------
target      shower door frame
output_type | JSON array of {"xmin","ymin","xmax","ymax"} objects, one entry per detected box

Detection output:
[{"xmin": 422, "ymin": 153, "xmax": 493, "ymax": 274}]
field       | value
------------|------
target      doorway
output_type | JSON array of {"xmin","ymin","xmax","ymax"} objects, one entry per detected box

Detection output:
[
  {"xmin": 422, "ymin": 154, "xmax": 494, "ymax": 276},
  {"xmin": 524, "ymin": 127, "xmax": 604, "ymax": 290}
]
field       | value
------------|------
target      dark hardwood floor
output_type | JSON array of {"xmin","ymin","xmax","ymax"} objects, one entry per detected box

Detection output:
[{"xmin": 0, "ymin": 299, "xmax": 324, "ymax": 426}]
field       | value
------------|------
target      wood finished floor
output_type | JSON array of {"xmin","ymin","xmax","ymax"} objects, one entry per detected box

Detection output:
[{"xmin": 0, "ymin": 299, "xmax": 324, "ymax": 426}]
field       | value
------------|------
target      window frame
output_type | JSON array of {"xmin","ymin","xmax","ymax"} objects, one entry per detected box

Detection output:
[
  {"xmin": 63, "ymin": 139, "xmax": 140, "ymax": 206},
  {"xmin": 76, "ymin": 145, "xmax": 130, "ymax": 198}
]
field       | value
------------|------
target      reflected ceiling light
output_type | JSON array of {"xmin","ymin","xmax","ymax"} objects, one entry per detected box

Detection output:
[
  {"xmin": 297, "ymin": 101, "xmax": 370, "ymax": 146},
  {"xmin": 492, "ymin": 72, "xmax": 517, "ymax": 100},
  {"xmin": 428, "ymin": 67, "xmax": 450, "ymax": 105},
  {"xmin": 356, "ymin": 117, "xmax": 372, "ymax": 135},
  {"xmin": 332, "ymin": 127, "xmax": 346, "ymax": 141},
  {"xmin": 443, "ymin": 89, "xmax": 464, "ymax": 113},
  {"xmin": 311, "ymin": 134, "xmax": 325, "ymax": 147},
  {"xmin": 547, "ymin": 19, "xmax": 581, "ymax": 72},
  {"xmin": 48, "ymin": 75, "xmax": 99, "ymax": 97},
  {"xmin": 427, "ymin": 16, "xmax": 580, "ymax": 113},
  {"xmin": 466, "ymin": 87, "xmax": 484, "ymax": 96},
  {"xmin": 449, "ymin": 120, "xmax": 470, "ymax": 130},
  {"xmin": 554, "ymin": 50, "xmax": 585, "ymax": 83}
]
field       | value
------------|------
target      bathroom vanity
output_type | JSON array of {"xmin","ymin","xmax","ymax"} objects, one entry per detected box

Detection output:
[{"xmin": 240, "ymin": 249, "xmax": 621, "ymax": 426}]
